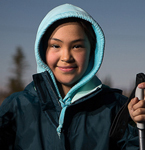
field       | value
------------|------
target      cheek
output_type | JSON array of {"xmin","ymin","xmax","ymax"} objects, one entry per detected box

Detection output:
[
  {"xmin": 76, "ymin": 51, "xmax": 90, "ymax": 69},
  {"xmin": 46, "ymin": 51, "xmax": 58, "ymax": 68}
]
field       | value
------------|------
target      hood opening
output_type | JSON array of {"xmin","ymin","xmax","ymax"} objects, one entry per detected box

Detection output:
[{"xmin": 39, "ymin": 17, "xmax": 96, "ymax": 64}]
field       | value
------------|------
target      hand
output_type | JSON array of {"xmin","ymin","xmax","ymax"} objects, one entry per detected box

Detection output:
[{"xmin": 128, "ymin": 82, "xmax": 145, "ymax": 123}]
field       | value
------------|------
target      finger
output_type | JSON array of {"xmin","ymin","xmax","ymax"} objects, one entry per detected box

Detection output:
[
  {"xmin": 133, "ymin": 99, "xmax": 145, "ymax": 110},
  {"xmin": 128, "ymin": 97, "xmax": 139, "ymax": 111},
  {"xmin": 128, "ymin": 98, "xmax": 139, "ymax": 122},
  {"xmin": 132, "ymin": 108, "xmax": 145, "ymax": 117},
  {"xmin": 132, "ymin": 114, "xmax": 145, "ymax": 123},
  {"xmin": 138, "ymin": 82, "xmax": 145, "ymax": 89}
]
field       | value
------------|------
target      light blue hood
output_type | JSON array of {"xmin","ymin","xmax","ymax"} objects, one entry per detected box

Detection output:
[
  {"xmin": 34, "ymin": 3, "xmax": 105, "ymax": 136},
  {"xmin": 35, "ymin": 3, "xmax": 105, "ymax": 99}
]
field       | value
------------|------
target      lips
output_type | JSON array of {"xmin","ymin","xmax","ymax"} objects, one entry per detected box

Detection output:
[{"xmin": 58, "ymin": 66, "xmax": 77, "ymax": 72}]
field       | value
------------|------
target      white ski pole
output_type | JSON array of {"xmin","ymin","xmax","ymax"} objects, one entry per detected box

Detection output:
[{"xmin": 135, "ymin": 87, "xmax": 145, "ymax": 150}]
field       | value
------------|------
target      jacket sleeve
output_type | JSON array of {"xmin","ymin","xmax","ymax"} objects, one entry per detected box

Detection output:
[
  {"xmin": 117, "ymin": 124, "xmax": 139, "ymax": 150},
  {"xmin": 0, "ymin": 96, "xmax": 16, "ymax": 150},
  {"xmin": 109, "ymin": 91, "xmax": 139, "ymax": 150}
]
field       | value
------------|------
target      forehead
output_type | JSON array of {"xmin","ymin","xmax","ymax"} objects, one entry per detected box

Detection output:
[{"xmin": 50, "ymin": 22, "xmax": 87, "ymax": 39}]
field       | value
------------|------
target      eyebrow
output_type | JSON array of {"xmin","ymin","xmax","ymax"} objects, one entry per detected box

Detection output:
[
  {"xmin": 50, "ymin": 38, "xmax": 63, "ymax": 42},
  {"xmin": 50, "ymin": 38, "xmax": 86, "ymax": 43},
  {"xmin": 72, "ymin": 39, "xmax": 86, "ymax": 43}
]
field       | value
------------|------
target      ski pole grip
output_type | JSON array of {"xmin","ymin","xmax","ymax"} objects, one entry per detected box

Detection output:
[{"xmin": 135, "ymin": 87, "xmax": 145, "ymax": 129}]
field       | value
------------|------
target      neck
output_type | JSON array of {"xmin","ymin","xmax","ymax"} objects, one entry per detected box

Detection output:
[{"xmin": 57, "ymin": 82, "xmax": 72, "ymax": 98}]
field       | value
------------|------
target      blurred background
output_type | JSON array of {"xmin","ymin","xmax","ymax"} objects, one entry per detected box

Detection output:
[{"xmin": 0, "ymin": 0, "xmax": 145, "ymax": 104}]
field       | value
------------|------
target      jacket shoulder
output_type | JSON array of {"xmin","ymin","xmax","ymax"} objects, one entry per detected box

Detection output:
[
  {"xmin": 0, "ymin": 81, "xmax": 38, "ymax": 114},
  {"xmin": 101, "ymin": 84, "xmax": 128, "ymax": 104}
]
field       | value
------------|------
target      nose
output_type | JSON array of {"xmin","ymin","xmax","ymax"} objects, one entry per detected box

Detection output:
[{"xmin": 61, "ymin": 48, "xmax": 73, "ymax": 62}]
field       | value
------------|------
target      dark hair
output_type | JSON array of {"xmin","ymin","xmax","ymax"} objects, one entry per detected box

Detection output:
[
  {"xmin": 41, "ymin": 17, "xmax": 96, "ymax": 63},
  {"xmin": 76, "ymin": 18, "xmax": 96, "ymax": 56}
]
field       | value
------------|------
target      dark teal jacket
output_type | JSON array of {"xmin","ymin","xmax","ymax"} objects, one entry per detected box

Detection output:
[{"xmin": 0, "ymin": 72, "xmax": 139, "ymax": 150}]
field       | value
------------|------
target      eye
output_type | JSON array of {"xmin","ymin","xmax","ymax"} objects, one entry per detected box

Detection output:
[
  {"xmin": 51, "ymin": 44, "xmax": 60, "ymax": 48},
  {"xmin": 73, "ymin": 45, "xmax": 83, "ymax": 49}
]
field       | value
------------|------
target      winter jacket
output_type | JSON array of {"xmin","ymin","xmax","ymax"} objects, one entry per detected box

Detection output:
[
  {"xmin": 0, "ymin": 3, "xmax": 139, "ymax": 150},
  {"xmin": 0, "ymin": 71, "xmax": 139, "ymax": 149}
]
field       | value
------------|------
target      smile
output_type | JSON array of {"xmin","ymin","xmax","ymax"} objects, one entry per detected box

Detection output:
[{"xmin": 58, "ymin": 66, "xmax": 77, "ymax": 72}]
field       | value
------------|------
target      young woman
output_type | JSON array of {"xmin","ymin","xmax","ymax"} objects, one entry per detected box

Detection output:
[{"xmin": 0, "ymin": 3, "xmax": 145, "ymax": 150}]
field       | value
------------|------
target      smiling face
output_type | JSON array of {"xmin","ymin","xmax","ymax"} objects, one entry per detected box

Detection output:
[{"xmin": 46, "ymin": 22, "xmax": 91, "ymax": 96}]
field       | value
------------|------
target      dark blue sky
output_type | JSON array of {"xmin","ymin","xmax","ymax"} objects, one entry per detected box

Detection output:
[{"xmin": 0, "ymin": 0, "xmax": 145, "ymax": 92}]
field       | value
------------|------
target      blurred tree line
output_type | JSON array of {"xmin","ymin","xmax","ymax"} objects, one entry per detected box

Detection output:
[
  {"xmin": 0, "ymin": 47, "xmax": 28, "ymax": 105},
  {"xmin": 0, "ymin": 47, "xmax": 133, "ymax": 105},
  {"xmin": 100, "ymin": 75, "xmax": 134, "ymax": 97}
]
